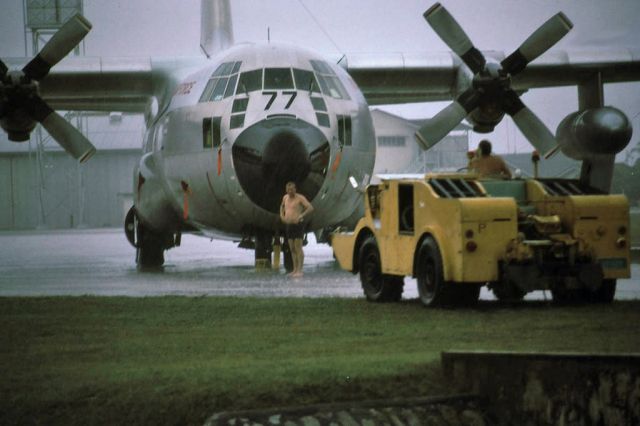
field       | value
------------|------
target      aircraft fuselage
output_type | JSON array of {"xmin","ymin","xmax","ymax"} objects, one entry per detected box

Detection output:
[{"xmin": 134, "ymin": 43, "xmax": 375, "ymax": 240}]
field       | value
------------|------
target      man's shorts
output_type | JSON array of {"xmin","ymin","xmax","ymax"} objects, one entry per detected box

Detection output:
[{"xmin": 285, "ymin": 222, "xmax": 304, "ymax": 240}]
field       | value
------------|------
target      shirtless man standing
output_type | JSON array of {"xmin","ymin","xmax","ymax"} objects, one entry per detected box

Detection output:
[{"xmin": 280, "ymin": 181, "xmax": 314, "ymax": 277}]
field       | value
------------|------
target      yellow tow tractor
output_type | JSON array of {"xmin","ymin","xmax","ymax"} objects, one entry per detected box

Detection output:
[{"xmin": 331, "ymin": 173, "xmax": 631, "ymax": 307}]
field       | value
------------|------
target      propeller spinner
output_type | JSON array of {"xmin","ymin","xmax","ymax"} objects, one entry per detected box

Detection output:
[
  {"xmin": 415, "ymin": 3, "xmax": 573, "ymax": 158},
  {"xmin": 0, "ymin": 13, "xmax": 96, "ymax": 163}
]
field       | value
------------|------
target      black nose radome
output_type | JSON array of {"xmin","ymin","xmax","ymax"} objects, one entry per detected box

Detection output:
[
  {"xmin": 262, "ymin": 131, "xmax": 311, "ymax": 185},
  {"xmin": 232, "ymin": 117, "xmax": 330, "ymax": 214}
]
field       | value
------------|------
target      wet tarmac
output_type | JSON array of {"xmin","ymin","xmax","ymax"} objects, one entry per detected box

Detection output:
[{"xmin": 0, "ymin": 228, "xmax": 638, "ymax": 300}]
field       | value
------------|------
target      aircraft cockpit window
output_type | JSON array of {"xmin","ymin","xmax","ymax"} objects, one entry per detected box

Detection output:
[
  {"xmin": 316, "ymin": 112, "xmax": 330, "ymax": 128},
  {"xmin": 210, "ymin": 78, "xmax": 229, "ymax": 101},
  {"xmin": 264, "ymin": 68, "xmax": 294, "ymax": 90},
  {"xmin": 309, "ymin": 60, "xmax": 351, "ymax": 100},
  {"xmin": 293, "ymin": 69, "xmax": 320, "ymax": 92},
  {"xmin": 212, "ymin": 61, "xmax": 241, "ymax": 77},
  {"xmin": 237, "ymin": 69, "xmax": 263, "ymax": 94},
  {"xmin": 199, "ymin": 61, "xmax": 242, "ymax": 102},
  {"xmin": 224, "ymin": 74, "xmax": 239, "ymax": 98},
  {"xmin": 310, "ymin": 60, "xmax": 333, "ymax": 75},
  {"xmin": 232, "ymin": 98, "xmax": 249, "ymax": 113}
]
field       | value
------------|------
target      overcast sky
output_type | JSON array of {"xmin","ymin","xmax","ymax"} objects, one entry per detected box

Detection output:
[{"xmin": 1, "ymin": 0, "xmax": 639, "ymax": 156}]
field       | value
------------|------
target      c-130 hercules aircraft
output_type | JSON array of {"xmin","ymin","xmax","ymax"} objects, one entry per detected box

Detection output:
[{"xmin": 0, "ymin": 1, "xmax": 637, "ymax": 268}]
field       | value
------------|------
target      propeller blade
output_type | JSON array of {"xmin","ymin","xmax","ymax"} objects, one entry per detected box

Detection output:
[
  {"xmin": 22, "ymin": 14, "xmax": 92, "ymax": 81},
  {"xmin": 28, "ymin": 96, "xmax": 96, "ymax": 163},
  {"xmin": 511, "ymin": 107, "xmax": 559, "ymax": 159},
  {"xmin": 501, "ymin": 12, "xmax": 573, "ymax": 75},
  {"xmin": 424, "ymin": 3, "xmax": 485, "ymax": 74},
  {"xmin": 415, "ymin": 92, "xmax": 480, "ymax": 151}
]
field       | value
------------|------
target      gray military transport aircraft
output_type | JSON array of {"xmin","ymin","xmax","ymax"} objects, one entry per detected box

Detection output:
[{"xmin": 0, "ymin": 1, "xmax": 638, "ymax": 268}]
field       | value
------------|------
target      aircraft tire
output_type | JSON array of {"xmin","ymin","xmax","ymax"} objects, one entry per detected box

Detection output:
[{"xmin": 135, "ymin": 226, "xmax": 165, "ymax": 268}]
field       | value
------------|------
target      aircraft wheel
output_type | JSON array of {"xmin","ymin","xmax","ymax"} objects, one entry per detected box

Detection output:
[
  {"xmin": 135, "ymin": 225, "xmax": 165, "ymax": 268},
  {"xmin": 358, "ymin": 237, "xmax": 402, "ymax": 302},
  {"xmin": 415, "ymin": 236, "xmax": 452, "ymax": 307}
]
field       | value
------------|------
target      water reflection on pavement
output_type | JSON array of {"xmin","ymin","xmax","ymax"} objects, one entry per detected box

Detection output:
[{"xmin": 0, "ymin": 228, "xmax": 637, "ymax": 300}]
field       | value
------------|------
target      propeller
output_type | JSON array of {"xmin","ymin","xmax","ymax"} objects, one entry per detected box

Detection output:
[
  {"xmin": 0, "ymin": 13, "xmax": 96, "ymax": 163},
  {"xmin": 416, "ymin": 3, "xmax": 572, "ymax": 158}
]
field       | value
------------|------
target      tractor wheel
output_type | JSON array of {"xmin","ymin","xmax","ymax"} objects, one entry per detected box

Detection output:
[
  {"xmin": 358, "ymin": 237, "xmax": 403, "ymax": 302},
  {"xmin": 415, "ymin": 236, "xmax": 453, "ymax": 307}
]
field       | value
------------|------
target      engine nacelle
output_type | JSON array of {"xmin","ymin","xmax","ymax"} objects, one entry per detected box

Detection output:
[
  {"xmin": 467, "ymin": 103, "xmax": 505, "ymax": 133},
  {"xmin": 0, "ymin": 112, "xmax": 37, "ymax": 142},
  {"xmin": 556, "ymin": 107, "xmax": 632, "ymax": 160}
]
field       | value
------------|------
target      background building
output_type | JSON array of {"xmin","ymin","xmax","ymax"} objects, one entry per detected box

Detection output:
[
  {"xmin": 370, "ymin": 109, "xmax": 471, "ymax": 179},
  {"xmin": 0, "ymin": 114, "xmax": 143, "ymax": 230}
]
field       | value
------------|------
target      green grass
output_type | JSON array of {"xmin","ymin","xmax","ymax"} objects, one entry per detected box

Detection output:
[{"xmin": 1, "ymin": 297, "xmax": 640, "ymax": 425}]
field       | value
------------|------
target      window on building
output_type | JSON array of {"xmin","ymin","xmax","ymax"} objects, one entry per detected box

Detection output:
[{"xmin": 378, "ymin": 136, "xmax": 406, "ymax": 147}]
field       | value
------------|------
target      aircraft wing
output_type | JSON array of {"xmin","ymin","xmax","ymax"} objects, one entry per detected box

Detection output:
[
  {"xmin": 2, "ymin": 56, "xmax": 205, "ymax": 113},
  {"xmin": 342, "ymin": 49, "xmax": 640, "ymax": 105}
]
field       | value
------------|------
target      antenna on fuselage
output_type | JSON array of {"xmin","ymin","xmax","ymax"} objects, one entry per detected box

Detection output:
[
  {"xmin": 268, "ymin": 27, "xmax": 270, "ymax": 43},
  {"xmin": 200, "ymin": 0, "xmax": 234, "ymax": 58}
]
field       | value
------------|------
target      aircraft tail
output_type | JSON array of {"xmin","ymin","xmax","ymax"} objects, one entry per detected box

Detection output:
[{"xmin": 200, "ymin": 0, "xmax": 233, "ymax": 58}]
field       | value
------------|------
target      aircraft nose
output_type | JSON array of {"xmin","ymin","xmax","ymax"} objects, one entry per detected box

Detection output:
[{"xmin": 232, "ymin": 117, "xmax": 330, "ymax": 214}]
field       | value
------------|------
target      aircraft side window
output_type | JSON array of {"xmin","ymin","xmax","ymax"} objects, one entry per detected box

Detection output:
[
  {"xmin": 293, "ymin": 68, "xmax": 320, "ymax": 93},
  {"xmin": 230, "ymin": 114, "xmax": 245, "ymax": 129},
  {"xmin": 338, "ymin": 115, "xmax": 352, "ymax": 146},
  {"xmin": 202, "ymin": 117, "xmax": 222, "ymax": 149},
  {"xmin": 264, "ymin": 68, "xmax": 294, "ymax": 90},
  {"xmin": 237, "ymin": 69, "xmax": 263, "ymax": 94}
]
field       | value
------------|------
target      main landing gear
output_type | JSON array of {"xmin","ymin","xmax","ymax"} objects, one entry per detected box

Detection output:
[{"xmin": 251, "ymin": 230, "xmax": 295, "ymax": 273}]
